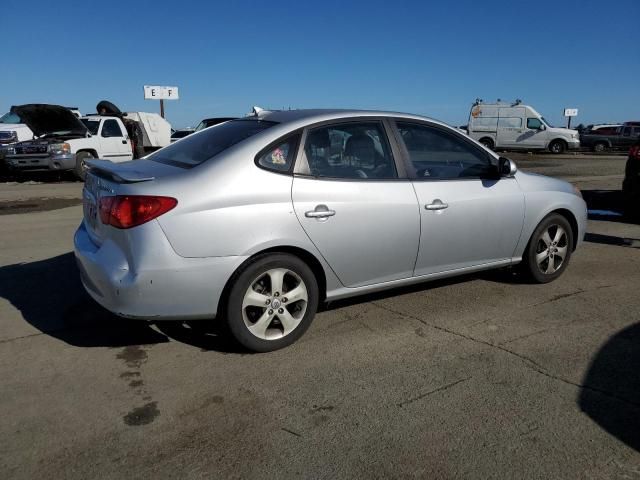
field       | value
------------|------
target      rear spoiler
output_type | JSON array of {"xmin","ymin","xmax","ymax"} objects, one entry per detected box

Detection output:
[{"xmin": 86, "ymin": 159, "xmax": 155, "ymax": 183}]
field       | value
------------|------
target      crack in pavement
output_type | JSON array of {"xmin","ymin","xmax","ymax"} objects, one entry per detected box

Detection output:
[
  {"xmin": 530, "ymin": 289, "xmax": 584, "ymax": 307},
  {"xmin": 373, "ymin": 301, "xmax": 549, "ymax": 372},
  {"xmin": 529, "ymin": 284, "xmax": 618, "ymax": 309},
  {"xmin": 372, "ymin": 301, "xmax": 640, "ymax": 411},
  {"xmin": 498, "ymin": 317, "xmax": 586, "ymax": 347},
  {"xmin": 397, "ymin": 377, "xmax": 472, "ymax": 408},
  {"xmin": 0, "ymin": 331, "xmax": 45, "ymax": 344}
]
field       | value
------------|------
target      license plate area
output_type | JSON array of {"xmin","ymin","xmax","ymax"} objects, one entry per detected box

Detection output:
[
  {"xmin": 83, "ymin": 174, "xmax": 99, "ymax": 231},
  {"xmin": 83, "ymin": 191, "xmax": 98, "ymax": 231}
]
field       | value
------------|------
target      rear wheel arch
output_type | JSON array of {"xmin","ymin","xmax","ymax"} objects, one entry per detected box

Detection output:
[{"xmin": 217, "ymin": 246, "xmax": 327, "ymax": 319}]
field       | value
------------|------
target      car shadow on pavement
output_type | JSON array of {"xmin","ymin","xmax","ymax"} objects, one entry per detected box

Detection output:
[
  {"xmin": 584, "ymin": 233, "xmax": 640, "ymax": 248},
  {"xmin": 323, "ymin": 268, "xmax": 532, "ymax": 312},
  {"xmin": 579, "ymin": 322, "xmax": 640, "ymax": 452},
  {"xmin": 0, "ymin": 252, "xmax": 242, "ymax": 353}
]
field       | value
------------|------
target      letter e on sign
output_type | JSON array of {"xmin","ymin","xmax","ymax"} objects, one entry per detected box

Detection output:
[{"xmin": 144, "ymin": 85, "xmax": 180, "ymax": 100}]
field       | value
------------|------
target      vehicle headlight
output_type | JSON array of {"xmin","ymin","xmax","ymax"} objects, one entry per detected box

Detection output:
[
  {"xmin": 48, "ymin": 143, "xmax": 71, "ymax": 155},
  {"xmin": 5, "ymin": 146, "xmax": 15, "ymax": 155},
  {"xmin": 572, "ymin": 132, "xmax": 578, "ymax": 139}
]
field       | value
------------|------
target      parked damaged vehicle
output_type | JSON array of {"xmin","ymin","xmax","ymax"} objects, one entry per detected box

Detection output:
[
  {"xmin": 75, "ymin": 108, "xmax": 587, "ymax": 352},
  {"xmin": 3, "ymin": 104, "xmax": 133, "ymax": 178}
]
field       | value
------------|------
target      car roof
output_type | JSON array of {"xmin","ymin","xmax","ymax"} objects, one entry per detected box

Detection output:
[{"xmin": 249, "ymin": 108, "xmax": 448, "ymax": 129}]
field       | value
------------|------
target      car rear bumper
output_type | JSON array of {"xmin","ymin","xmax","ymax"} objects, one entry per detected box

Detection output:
[{"xmin": 74, "ymin": 221, "xmax": 247, "ymax": 320}]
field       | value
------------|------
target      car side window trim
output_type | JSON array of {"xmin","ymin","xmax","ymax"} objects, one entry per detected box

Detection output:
[
  {"xmin": 292, "ymin": 117, "xmax": 409, "ymax": 181},
  {"xmin": 253, "ymin": 129, "xmax": 302, "ymax": 175},
  {"xmin": 388, "ymin": 118, "xmax": 500, "ymax": 182}
]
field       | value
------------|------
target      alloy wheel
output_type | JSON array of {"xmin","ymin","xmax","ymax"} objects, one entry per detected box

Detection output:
[
  {"xmin": 535, "ymin": 224, "xmax": 568, "ymax": 274},
  {"xmin": 241, "ymin": 268, "xmax": 308, "ymax": 340}
]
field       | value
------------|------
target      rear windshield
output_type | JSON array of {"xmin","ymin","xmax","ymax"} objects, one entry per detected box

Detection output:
[
  {"xmin": 150, "ymin": 119, "xmax": 276, "ymax": 168},
  {"xmin": 81, "ymin": 119, "xmax": 101, "ymax": 135}
]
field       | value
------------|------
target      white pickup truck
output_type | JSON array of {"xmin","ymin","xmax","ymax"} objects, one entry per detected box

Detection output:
[
  {"xmin": 3, "ymin": 104, "xmax": 171, "ymax": 178},
  {"xmin": 3, "ymin": 104, "xmax": 132, "ymax": 178}
]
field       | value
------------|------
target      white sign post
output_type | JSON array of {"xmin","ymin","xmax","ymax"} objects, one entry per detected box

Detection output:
[
  {"xmin": 563, "ymin": 108, "xmax": 578, "ymax": 129},
  {"xmin": 144, "ymin": 85, "xmax": 179, "ymax": 118}
]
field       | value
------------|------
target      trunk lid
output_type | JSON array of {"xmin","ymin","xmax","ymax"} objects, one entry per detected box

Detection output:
[{"xmin": 82, "ymin": 158, "xmax": 183, "ymax": 244}]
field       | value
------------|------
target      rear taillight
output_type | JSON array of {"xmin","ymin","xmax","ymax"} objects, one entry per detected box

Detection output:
[
  {"xmin": 99, "ymin": 195, "xmax": 177, "ymax": 229},
  {"xmin": 630, "ymin": 145, "xmax": 640, "ymax": 160}
]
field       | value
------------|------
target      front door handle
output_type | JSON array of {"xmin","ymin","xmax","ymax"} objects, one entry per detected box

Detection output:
[
  {"xmin": 305, "ymin": 204, "xmax": 336, "ymax": 219},
  {"xmin": 425, "ymin": 199, "xmax": 448, "ymax": 210}
]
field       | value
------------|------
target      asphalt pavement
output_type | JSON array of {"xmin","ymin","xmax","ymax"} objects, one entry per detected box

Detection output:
[{"xmin": 1, "ymin": 153, "xmax": 639, "ymax": 479}]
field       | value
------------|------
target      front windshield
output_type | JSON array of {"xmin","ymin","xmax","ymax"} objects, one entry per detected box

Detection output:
[
  {"xmin": 0, "ymin": 112, "xmax": 22, "ymax": 124},
  {"xmin": 194, "ymin": 121, "xmax": 207, "ymax": 132},
  {"xmin": 149, "ymin": 119, "xmax": 276, "ymax": 168},
  {"xmin": 541, "ymin": 116, "xmax": 553, "ymax": 128},
  {"xmin": 80, "ymin": 119, "xmax": 100, "ymax": 135}
]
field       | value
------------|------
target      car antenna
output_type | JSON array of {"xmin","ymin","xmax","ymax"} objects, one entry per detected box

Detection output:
[{"xmin": 248, "ymin": 106, "xmax": 269, "ymax": 118}]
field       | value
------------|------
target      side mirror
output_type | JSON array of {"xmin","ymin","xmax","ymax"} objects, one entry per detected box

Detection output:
[
  {"xmin": 499, "ymin": 157, "xmax": 517, "ymax": 177},
  {"xmin": 539, "ymin": 124, "xmax": 546, "ymax": 131}
]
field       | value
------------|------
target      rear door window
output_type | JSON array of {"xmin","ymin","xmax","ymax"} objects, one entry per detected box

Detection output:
[
  {"xmin": 150, "ymin": 119, "xmax": 276, "ymax": 168},
  {"xmin": 303, "ymin": 122, "xmax": 397, "ymax": 179}
]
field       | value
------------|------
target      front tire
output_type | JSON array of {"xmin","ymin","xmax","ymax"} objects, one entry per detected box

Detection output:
[
  {"xmin": 74, "ymin": 151, "xmax": 95, "ymax": 181},
  {"xmin": 225, "ymin": 253, "xmax": 319, "ymax": 352},
  {"xmin": 549, "ymin": 140, "xmax": 566, "ymax": 154},
  {"xmin": 521, "ymin": 213, "xmax": 573, "ymax": 283}
]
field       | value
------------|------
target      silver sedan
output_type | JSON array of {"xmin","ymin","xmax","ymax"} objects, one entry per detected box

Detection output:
[{"xmin": 74, "ymin": 108, "xmax": 587, "ymax": 351}]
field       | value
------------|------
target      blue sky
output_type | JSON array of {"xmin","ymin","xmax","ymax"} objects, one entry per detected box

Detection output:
[{"xmin": 2, "ymin": 0, "xmax": 638, "ymax": 129}]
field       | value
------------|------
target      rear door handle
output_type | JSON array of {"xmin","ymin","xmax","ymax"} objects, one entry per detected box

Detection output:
[
  {"xmin": 121, "ymin": 139, "xmax": 127, "ymax": 144},
  {"xmin": 425, "ymin": 199, "xmax": 448, "ymax": 210},
  {"xmin": 305, "ymin": 204, "xmax": 336, "ymax": 219}
]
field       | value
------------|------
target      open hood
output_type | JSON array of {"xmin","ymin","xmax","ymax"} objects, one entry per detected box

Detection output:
[{"xmin": 10, "ymin": 104, "xmax": 87, "ymax": 137}]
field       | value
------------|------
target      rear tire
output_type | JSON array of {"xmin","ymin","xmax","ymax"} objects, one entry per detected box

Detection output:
[
  {"xmin": 479, "ymin": 137, "xmax": 495, "ymax": 150},
  {"xmin": 521, "ymin": 213, "xmax": 573, "ymax": 283},
  {"xmin": 549, "ymin": 140, "xmax": 566, "ymax": 154},
  {"xmin": 74, "ymin": 151, "xmax": 95, "ymax": 181},
  {"xmin": 225, "ymin": 253, "xmax": 319, "ymax": 352}
]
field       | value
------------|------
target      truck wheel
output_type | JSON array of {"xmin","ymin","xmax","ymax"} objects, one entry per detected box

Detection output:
[
  {"xmin": 593, "ymin": 142, "xmax": 607, "ymax": 153},
  {"xmin": 479, "ymin": 138, "xmax": 494, "ymax": 150},
  {"xmin": 75, "ymin": 151, "xmax": 95, "ymax": 181},
  {"xmin": 549, "ymin": 140, "xmax": 566, "ymax": 154}
]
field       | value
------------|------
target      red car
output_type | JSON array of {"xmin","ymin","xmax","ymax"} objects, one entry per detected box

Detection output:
[{"xmin": 623, "ymin": 138, "xmax": 640, "ymax": 220}]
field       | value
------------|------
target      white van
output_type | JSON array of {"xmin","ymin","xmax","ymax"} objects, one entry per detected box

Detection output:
[{"xmin": 467, "ymin": 101, "xmax": 580, "ymax": 154}]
